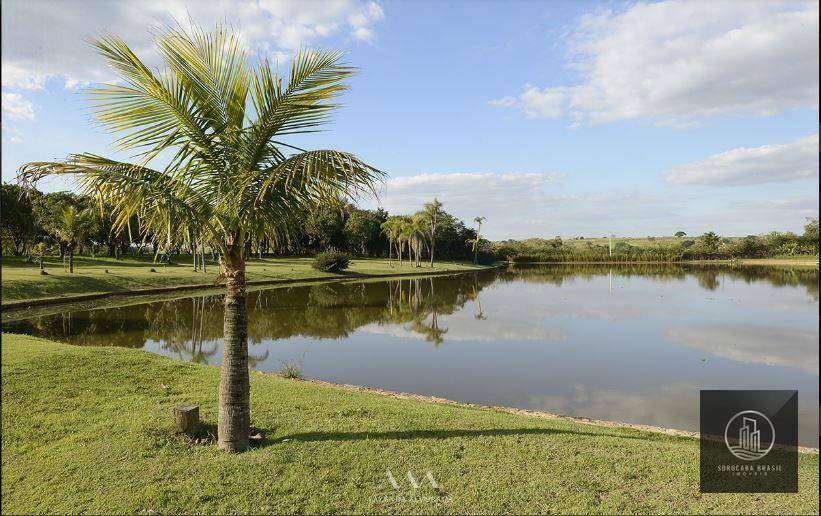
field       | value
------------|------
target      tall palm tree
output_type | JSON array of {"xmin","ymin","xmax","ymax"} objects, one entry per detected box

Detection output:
[
  {"xmin": 18, "ymin": 25, "xmax": 383, "ymax": 453},
  {"xmin": 395, "ymin": 215, "xmax": 413, "ymax": 266},
  {"xmin": 380, "ymin": 216, "xmax": 403, "ymax": 267},
  {"xmin": 409, "ymin": 214, "xmax": 427, "ymax": 267},
  {"xmin": 472, "ymin": 216, "xmax": 486, "ymax": 265},
  {"xmin": 421, "ymin": 198, "xmax": 443, "ymax": 267}
]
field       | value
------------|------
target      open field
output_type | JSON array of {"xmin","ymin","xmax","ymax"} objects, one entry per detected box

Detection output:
[
  {"xmin": 1, "ymin": 256, "xmax": 485, "ymax": 304},
  {"xmin": 2, "ymin": 334, "xmax": 818, "ymax": 514}
]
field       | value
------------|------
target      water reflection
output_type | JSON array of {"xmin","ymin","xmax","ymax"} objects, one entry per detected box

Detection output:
[
  {"xmin": 6, "ymin": 273, "xmax": 492, "ymax": 354},
  {"xmin": 4, "ymin": 264, "xmax": 818, "ymax": 446},
  {"xmin": 665, "ymin": 325, "xmax": 819, "ymax": 374}
]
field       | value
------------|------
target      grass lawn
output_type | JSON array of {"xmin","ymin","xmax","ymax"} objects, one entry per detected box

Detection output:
[
  {"xmin": 2, "ymin": 334, "xmax": 818, "ymax": 514},
  {"xmin": 1, "ymin": 255, "xmax": 485, "ymax": 304}
]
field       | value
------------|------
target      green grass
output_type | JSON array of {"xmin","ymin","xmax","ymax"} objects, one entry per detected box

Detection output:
[
  {"xmin": 3, "ymin": 334, "xmax": 818, "ymax": 514},
  {"xmin": 1, "ymin": 255, "xmax": 485, "ymax": 304}
]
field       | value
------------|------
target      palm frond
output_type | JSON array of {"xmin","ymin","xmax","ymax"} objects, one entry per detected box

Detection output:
[
  {"xmin": 242, "ymin": 50, "xmax": 354, "ymax": 172},
  {"xmin": 18, "ymin": 154, "xmax": 216, "ymax": 245}
]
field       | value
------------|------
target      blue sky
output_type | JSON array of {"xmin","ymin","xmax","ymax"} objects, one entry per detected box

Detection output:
[{"xmin": 2, "ymin": 0, "xmax": 818, "ymax": 239}]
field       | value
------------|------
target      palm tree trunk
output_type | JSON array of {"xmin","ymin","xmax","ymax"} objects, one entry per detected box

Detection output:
[
  {"xmin": 429, "ymin": 227, "xmax": 435, "ymax": 268},
  {"xmin": 69, "ymin": 247, "xmax": 75, "ymax": 273},
  {"xmin": 218, "ymin": 258, "xmax": 250, "ymax": 453}
]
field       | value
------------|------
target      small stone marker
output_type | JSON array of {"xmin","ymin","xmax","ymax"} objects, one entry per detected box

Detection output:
[{"xmin": 173, "ymin": 403, "xmax": 199, "ymax": 437}]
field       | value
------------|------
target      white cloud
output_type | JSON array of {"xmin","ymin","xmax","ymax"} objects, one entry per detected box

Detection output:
[
  {"xmin": 492, "ymin": 1, "xmax": 819, "ymax": 126},
  {"xmin": 366, "ymin": 172, "xmax": 684, "ymax": 239},
  {"xmin": 376, "ymin": 172, "xmax": 562, "ymax": 214},
  {"xmin": 1, "ymin": 123, "xmax": 24, "ymax": 144},
  {"xmin": 665, "ymin": 134, "xmax": 819, "ymax": 186},
  {"xmin": 1, "ymin": 92, "xmax": 35, "ymax": 120},
  {"xmin": 666, "ymin": 325, "xmax": 819, "ymax": 374},
  {"xmin": 735, "ymin": 196, "xmax": 819, "ymax": 214},
  {"xmin": 0, "ymin": 0, "xmax": 385, "ymax": 92}
]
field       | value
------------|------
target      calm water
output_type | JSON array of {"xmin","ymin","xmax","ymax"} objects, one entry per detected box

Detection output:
[{"xmin": 5, "ymin": 264, "xmax": 819, "ymax": 446}]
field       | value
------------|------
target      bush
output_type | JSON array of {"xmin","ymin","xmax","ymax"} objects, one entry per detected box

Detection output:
[
  {"xmin": 312, "ymin": 251, "xmax": 350, "ymax": 272},
  {"xmin": 278, "ymin": 361, "xmax": 303, "ymax": 380}
]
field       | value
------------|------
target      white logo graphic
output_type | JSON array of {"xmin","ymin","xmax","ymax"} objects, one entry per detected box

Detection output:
[
  {"xmin": 386, "ymin": 470, "xmax": 439, "ymax": 490},
  {"xmin": 724, "ymin": 410, "xmax": 775, "ymax": 461}
]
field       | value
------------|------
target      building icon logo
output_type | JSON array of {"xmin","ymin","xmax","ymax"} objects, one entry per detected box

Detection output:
[{"xmin": 724, "ymin": 410, "xmax": 775, "ymax": 461}]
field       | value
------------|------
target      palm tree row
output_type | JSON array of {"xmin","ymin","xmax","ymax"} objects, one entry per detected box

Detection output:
[
  {"xmin": 380, "ymin": 214, "xmax": 429, "ymax": 267},
  {"xmin": 380, "ymin": 198, "xmax": 484, "ymax": 268}
]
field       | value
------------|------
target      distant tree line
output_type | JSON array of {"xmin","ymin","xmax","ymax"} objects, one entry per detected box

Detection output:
[
  {"xmin": 497, "ymin": 221, "xmax": 819, "ymax": 263},
  {"xmin": 1, "ymin": 184, "xmax": 491, "ymax": 265},
  {"xmin": 4, "ymin": 182, "xmax": 817, "ymax": 266}
]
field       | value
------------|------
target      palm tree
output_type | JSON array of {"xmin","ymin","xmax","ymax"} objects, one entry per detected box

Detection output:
[
  {"xmin": 380, "ymin": 217, "xmax": 403, "ymax": 267},
  {"xmin": 395, "ymin": 215, "xmax": 413, "ymax": 266},
  {"xmin": 421, "ymin": 198, "xmax": 443, "ymax": 267},
  {"xmin": 409, "ymin": 214, "xmax": 427, "ymax": 267},
  {"xmin": 18, "ymin": 25, "xmax": 383, "ymax": 453},
  {"xmin": 471, "ymin": 216, "xmax": 486, "ymax": 265},
  {"xmin": 32, "ymin": 241, "xmax": 48, "ymax": 274},
  {"xmin": 53, "ymin": 205, "xmax": 91, "ymax": 273}
]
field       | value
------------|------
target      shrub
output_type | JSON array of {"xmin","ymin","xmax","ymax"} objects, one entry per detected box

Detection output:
[
  {"xmin": 278, "ymin": 361, "xmax": 303, "ymax": 380},
  {"xmin": 312, "ymin": 251, "xmax": 350, "ymax": 272}
]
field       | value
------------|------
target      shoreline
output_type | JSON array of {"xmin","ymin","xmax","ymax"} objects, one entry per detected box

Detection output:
[
  {"xmin": 4, "ymin": 258, "xmax": 816, "ymax": 311},
  {"xmin": 506, "ymin": 259, "xmax": 818, "ymax": 266},
  {"xmin": 1, "ymin": 264, "xmax": 499, "ymax": 312},
  {"xmin": 293, "ymin": 374, "xmax": 820, "ymax": 455}
]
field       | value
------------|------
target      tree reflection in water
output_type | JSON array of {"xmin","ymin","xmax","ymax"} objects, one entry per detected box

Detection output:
[{"xmin": 4, "ymin": 264, "xmax": 817, "ymax": 360}]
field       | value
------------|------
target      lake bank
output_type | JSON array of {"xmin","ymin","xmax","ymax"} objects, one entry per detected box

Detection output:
[
  {"xmin": 5, "ymin": 263, "xmax": 818, "ymax": 446},
  {"xmin": 1, "ymin": 256, "xmax": 491, "ymax": 307},
  {"xmin": 3, "ymin": 334, "xmax": 818, "ymax": 514},
  {"xmin": 505, "ymin": 258, "xmax": 818, "ymax": 267},
  {"xmin": 300, "ymin": 376, "xmax": 820, "ymax": 453}
]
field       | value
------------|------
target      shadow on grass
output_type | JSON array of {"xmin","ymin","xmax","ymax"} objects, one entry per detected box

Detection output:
[{"xmin": 264, "ymin": 426, "xmax": 656, "ymax": 447}]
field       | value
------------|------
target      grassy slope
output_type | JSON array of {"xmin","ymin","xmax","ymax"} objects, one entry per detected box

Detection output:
[
  {"xmin": 1, "ymin": 256, "xmax": 484, "ymax": 304},
  {"xmin": 2, "ymin": 335, "xmax": 818, "ymax": 514}
]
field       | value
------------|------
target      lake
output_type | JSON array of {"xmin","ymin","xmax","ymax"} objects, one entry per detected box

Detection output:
[{"xmin": 4, "ymin": 264, "xmax": 818, "ymax": 446}]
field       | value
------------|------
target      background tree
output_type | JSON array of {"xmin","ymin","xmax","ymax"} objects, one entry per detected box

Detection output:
[
  {"xmin": 18, "ymin": 25, "xmax": 382, "ymax": 452},
  {"xmin": 52, "ymin": 205, "xmax": 92, "ymax": 273},
  {"xmin": 304, "ymin": 205, "xmax": 347, "ymax": 252},
  {"xmin": 31, "ymin": 241, "xmax": 48, "ymax": 274},
  {"xmin": 380, "ymin": 216, "xmax": 405, "ymax": 265},
  {"xmin": 802, "ymin": 217, "xmax": 819, "ymax": 252},
  {"xmin": 344, "ymin": 207, "xmax": 386, "ymax": 256},
  {"xmin": 421, "ymin": 198, "xmax": 443, "ymax": 267},
  {"xmin": 472, "ymin": 216, "xmax": 486, "ymax": 265},
  {"xmin": 408, "ymin": 215, "xmax": 427, "ymax": 267},
  {"xmin": 675, "ymin": 231, "xmax": 686, "ymax": 238},
  {"xmin": 1, "ymin": 183, "xmax": 36, "ymax": 256},
  {"xmin": 696, "ymin": 231, "xmax": 721, "ymax": 256},
  {"xmin": 31, "ymin": 191, "xmax": 83, "ymax": 259}
]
